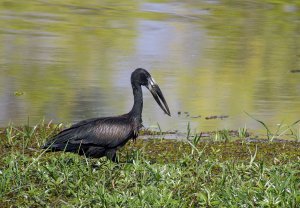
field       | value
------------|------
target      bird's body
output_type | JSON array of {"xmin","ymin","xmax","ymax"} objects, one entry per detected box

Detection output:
[
  {"xmin": 44, "ymin": 113, "xmax": 141, "ymax": 161},
  {"xmin": 42, "ymin": 68, "xmax": 170, "ymax": 162}
]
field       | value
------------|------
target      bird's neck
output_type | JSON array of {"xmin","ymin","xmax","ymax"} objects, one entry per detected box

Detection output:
[{"xmin": 130, "ymin": 83, "xmax": 143, "ymax": 121}]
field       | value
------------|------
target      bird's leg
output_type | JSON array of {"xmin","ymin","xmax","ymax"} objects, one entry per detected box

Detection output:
[
  {"xmin": 132, "ymin": 130, "xmax": 139, "ymax": 143},
  {"xmin": 105, "ymin": 149, "xmax": 118, "ymax": 163}
]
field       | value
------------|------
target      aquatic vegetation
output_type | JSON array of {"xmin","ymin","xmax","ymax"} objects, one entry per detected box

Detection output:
[
  {"xmin": 246, "ymin": 112, "xmax": 300, "ymax": 141},
  {"xmin": 238, "ymin": 125, "xmax": 249, "ymax": 139},
  {"xmin": 0, "ymin": 122, "xmax": 300, "ymax": 207},
  {"xmin": 214, "ymin": 129, "xmax": 230, "ymax": 142}
]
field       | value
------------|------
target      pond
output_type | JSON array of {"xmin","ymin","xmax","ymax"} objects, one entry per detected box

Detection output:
[{"xmin": 0, "ymin": 0, "xmax": 299, "ymax": 133}]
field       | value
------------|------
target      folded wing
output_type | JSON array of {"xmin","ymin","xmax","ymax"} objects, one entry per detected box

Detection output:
[{"xmin": 43, "ymin": 114, "xmax": 135, "ymax": 153}]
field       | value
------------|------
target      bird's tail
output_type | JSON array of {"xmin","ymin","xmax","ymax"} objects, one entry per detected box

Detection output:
[{"xmin": 42, "ymin": 127, "xmax": 79, "ymax": 151}]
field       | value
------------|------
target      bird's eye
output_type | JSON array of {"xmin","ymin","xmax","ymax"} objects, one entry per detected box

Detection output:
[{"xmin": 140, "ymin": 74, "xmax": 148, "ymax": 83}]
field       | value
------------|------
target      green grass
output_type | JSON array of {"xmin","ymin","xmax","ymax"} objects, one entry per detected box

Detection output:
[{"xmin": 0, "ymin": 122, "xmax": 300, "ymax": 207}]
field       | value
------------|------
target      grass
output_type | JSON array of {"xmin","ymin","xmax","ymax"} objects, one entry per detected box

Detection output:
[
  {"xmin": 0, "ymin": 122, "xmax": 300, "ymax": 207},
  {"xmin": 245, "ymin": 112, "xmax": 300, "ymax": 141}
]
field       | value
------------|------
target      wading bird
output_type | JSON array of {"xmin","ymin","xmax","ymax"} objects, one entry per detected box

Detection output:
[{"xmin": 42, "ymin": 68, "xmax": 171, "ymax": 162}]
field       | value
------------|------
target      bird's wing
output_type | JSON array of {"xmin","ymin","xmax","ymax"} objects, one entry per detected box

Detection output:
[{"xmin": 44, "ymin": 115, "xmax": 135, "ymax": 149}]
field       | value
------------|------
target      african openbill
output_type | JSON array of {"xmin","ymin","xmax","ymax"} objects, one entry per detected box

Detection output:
[{"xmin": 42, "ymin": 68, "xmax": 171, "ymax": 162}]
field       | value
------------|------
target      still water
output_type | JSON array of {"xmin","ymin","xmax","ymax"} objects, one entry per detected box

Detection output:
[{"xmin": 0, "ymin": 0, "xmax": 299, "ymax": 133}]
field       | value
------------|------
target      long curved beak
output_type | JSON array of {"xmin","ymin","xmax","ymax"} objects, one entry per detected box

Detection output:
[{"xmin": 147, "ymin": 77, "xmax": 171, "ymax": 116}]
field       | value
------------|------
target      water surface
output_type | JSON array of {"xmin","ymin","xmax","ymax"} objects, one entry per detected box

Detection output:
[{"xmin": 0, "ymin": 0, "xmax": 300, "ymax": 133}]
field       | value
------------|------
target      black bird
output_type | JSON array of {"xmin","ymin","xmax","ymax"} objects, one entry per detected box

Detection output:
[{"xmin": 42, "ymin": 68, "xmax": 171, "ymax": 162}]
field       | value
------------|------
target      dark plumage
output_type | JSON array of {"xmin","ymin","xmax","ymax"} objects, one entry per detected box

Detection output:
[{"xmin": 42, "ymin": 68, "xmax": 171, "ymax": 162}]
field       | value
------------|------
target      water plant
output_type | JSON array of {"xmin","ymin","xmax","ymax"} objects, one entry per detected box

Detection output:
[
  {"xmin": 186, "ymin": 122, "xmax": 191, "ymax": 140},
  {"xmin": 288, "ymin": 120, "xmax": 300, "ymax": 141},
  {"xmin": 238, "ymin": 125, "xmax": 248, "ymax": 139},
  {"xmin": 245, "ymin": 112, "xmax": 300, "ymax": 141},
  {"xmin": 214, "ymin": 129, "xmax": 230, "ymax": 142}
]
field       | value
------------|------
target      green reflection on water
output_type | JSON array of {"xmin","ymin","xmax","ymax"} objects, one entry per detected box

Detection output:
[{"xmin": 0, "ymin": 0, "xmax": 299, "ymax": 133}]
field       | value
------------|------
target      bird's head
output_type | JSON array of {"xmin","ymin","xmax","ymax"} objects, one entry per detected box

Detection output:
[{"xmin": 131, "ymin": 68, "xmax": 171, "ymax": 116}]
